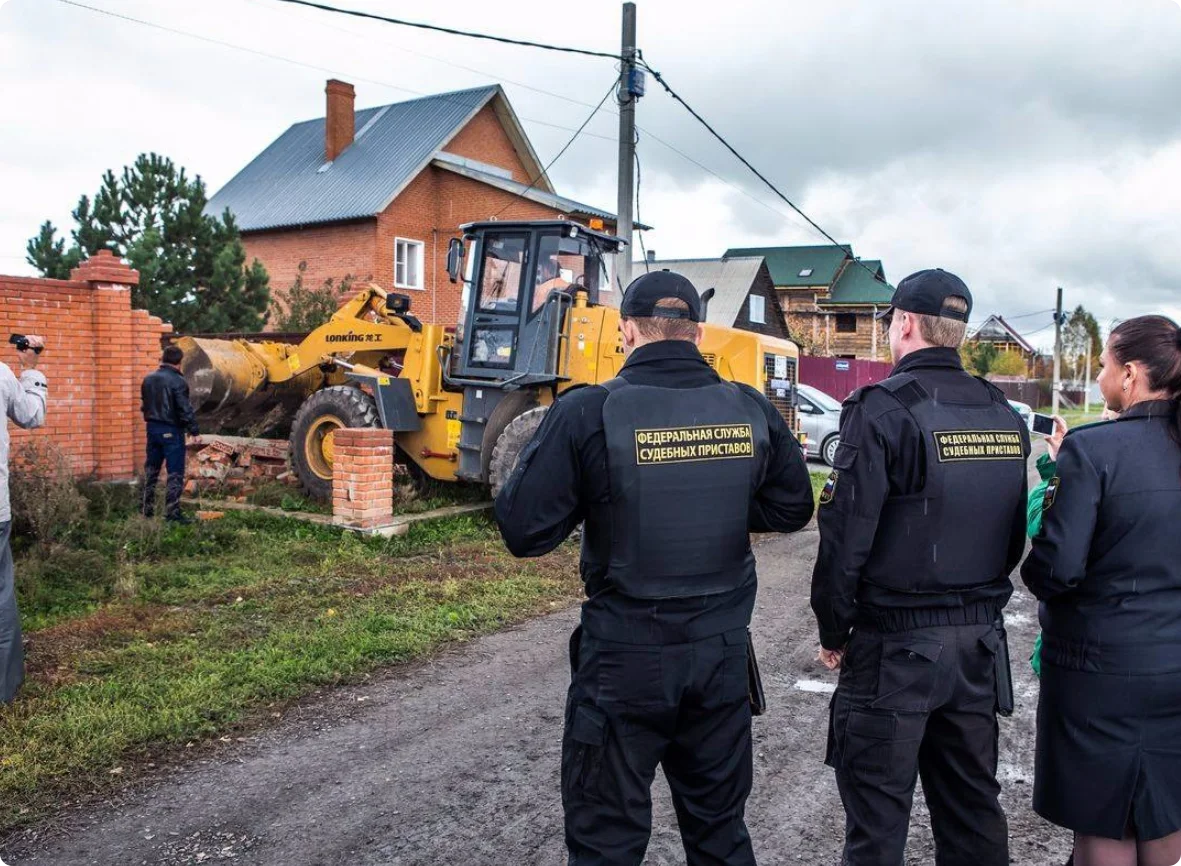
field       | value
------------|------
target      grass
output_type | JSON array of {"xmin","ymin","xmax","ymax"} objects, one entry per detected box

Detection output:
[
  {"xmin": 810, "ymin": 469, "xmax": 831, "ymax": 504},
  {"xmin": 2, "ymin": 485, "xmax": 579, "ymax": 834},
  {"xmin": 187, "ymin": 477, "xmax": 489, "ymax": 518}
]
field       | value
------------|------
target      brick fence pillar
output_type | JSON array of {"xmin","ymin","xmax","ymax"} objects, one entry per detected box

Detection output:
[
  {"xmin": 332, "ymin": 428, "xmax": 395, "ymax": 529},
  {"xmin": 70, "ymin": 250, "xmax": 140, "ymax": 480}
]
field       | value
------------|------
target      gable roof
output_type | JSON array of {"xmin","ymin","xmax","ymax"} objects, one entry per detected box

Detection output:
[
  {"xmin": 206, "ymin": 85, "xmax": 552, "ymax": 232},
  {"xmin": 634, "ymin": 257, "xmax": 771, "ymax": 326},
  {"xmin": 433, "ymin": 153, "xmax": 647, "ymax": 229},
  {"xmin": 723, "ymin": 243, "xmax": 852, "ymax": 287},
  {"xmin": 971, "ymin": 314, "xmax": 1035, "ymax": 354},
  {"xmin": 826, "ymin": 259, "xmax": 894, "ymax": 306}
]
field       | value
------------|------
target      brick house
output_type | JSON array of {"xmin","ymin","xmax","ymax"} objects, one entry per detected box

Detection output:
[
  {"xmin": 724, "ymin": 244, "xmax": 895, "ymax": 360},
  {"xmin": 636, "ymin": 256, "xmax": 790, "ymax": 340},
  {"xmin": 206, "ymin": 80, "xmax": 623, "ymax": 327}
]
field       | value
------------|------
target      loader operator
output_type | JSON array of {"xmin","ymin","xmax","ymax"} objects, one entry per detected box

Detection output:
[
  {"xmin": 495, "ymin": 270, "xmax": 815, "ymax": 865},
  {"xmin": 140, "ymin": 344, "xmax": 200, "ymax": 523},
  {"xmin": 810, "ymin": 269, "xmax": 1030, "ymax": 866}
]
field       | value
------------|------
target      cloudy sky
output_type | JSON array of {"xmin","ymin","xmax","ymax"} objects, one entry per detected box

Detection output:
[{"xmin": 3, "ymin": 0, "xmax": 1180, "ymax": 347}]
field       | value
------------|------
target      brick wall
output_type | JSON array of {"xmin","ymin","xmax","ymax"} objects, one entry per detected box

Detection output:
[
  {"xmin": 242, "ymin": 219, "xmax": 378, "ymax": 312},
  {"xmin": 0, "ymin": 251, "xmax": 171, "ymax": 480},
  {"xmin": 442, "ymin": 102, "xmax": 532, "ymax": 184},
  {"xmin": 332, "ymin": 428, "xmax": 395, "ymax": 529}
]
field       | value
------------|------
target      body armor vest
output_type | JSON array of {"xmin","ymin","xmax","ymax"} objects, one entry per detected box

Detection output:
[
  {"xmin": 591, "ymin": 377, "xmax": 771, "ymax": 600},
  {"xmin": 861, "ymin": 373, "xmax": 1027, "ymax": 594}
]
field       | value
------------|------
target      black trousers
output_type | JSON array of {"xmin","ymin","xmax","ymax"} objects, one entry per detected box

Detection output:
[
  {"xmin": 562, "ymin": 626, "xmax": 756, "ymax": 866},
  {"xmin": 826, "ymin": 623, "xmax": 1007, "ymax": 866},
  {"xmin": 142, "ymin": 422, "xmax": 186, "ymax": 518}
]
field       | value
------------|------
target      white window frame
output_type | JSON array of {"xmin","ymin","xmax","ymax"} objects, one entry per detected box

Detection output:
[
  {"xmin": 748, "ymin": 294, "xmax": 766, "ymax": 324},
  {"xmin": 395, "ymin": 237, "xmax": 425, "ymax": 290}
]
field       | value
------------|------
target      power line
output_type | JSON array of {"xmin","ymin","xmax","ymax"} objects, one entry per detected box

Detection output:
[
  {"xmin": 267, "ymin": 0, "xmax": 622, "ymax": 61},
  {"xmin": 634, "ymin": 131, "xmax": 650, "ymax": 274},
  {"xmin": 252, "ymin": 0, "xmax": 815, "ymax": 234},
  {"xmin": 493, "ymin": 81, "xmax": 618, "ymax": 219},
  {"xmin": 639, "ymin": 59, "xmax": 886, "ymax": 285},
  {"xmin": 59, "ymin": 0, "xmax": 873, "ymax": 273},
  {"xmin": 59, "ymin": 0, "xmax": 814, "ymax": 241},
  {"xmin": 53, "ymin": 0, "xmax": 617, "ymax": 144}
]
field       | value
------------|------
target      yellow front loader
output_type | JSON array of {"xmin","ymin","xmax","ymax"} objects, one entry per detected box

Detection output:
[{"xmin": 177, "ymin": 220, "xmax": 801, "ymax": 501}]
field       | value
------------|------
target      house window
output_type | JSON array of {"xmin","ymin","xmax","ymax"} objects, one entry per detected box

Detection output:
[
  {"xmin": 395, "ymin": 238, "xmax": 424, "ymax": 290},
  {"xmin": 798, "ymin": 268, "xmax": 814, "ymax": 277},
  {"xmin": 835, "ymin": 313, "xmax": 857, "ymax": 333},
  {"xmin": 748, "ymin": 294, "xmax": 766, "ymax": 324}
]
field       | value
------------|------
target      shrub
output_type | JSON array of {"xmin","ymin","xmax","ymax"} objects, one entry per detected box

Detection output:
[{"xmin": 9, "ymin": 440, "xmax": 88, "ymax": 546}]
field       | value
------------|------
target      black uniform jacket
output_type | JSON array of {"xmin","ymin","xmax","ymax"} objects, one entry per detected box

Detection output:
[
  {"xmin": 141, "ymin": 365, "xmax": 199, "ymax": 434},
  {"xmin": 1022, "ymin": 400, "xmax": 1181, "ymax": 674},
  {"xmin": 494, "ymin": 340, "xmax": 815, "ymax": 644},
  {"xmin": 811, "ymin": 347, "xmax": 1030, "ymax": 650}
]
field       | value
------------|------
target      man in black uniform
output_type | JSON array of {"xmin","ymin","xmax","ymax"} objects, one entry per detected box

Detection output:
[
  {"xmin": 811, "ymin": 269, "xmax": 1030, "ymax": 866},
  {"xmin": 140, "ymin": 344, "xmax": 200, "ymax": 523},
  {"xmin": 495, "ymin": 271, "xmax": 814, "ymax": 865}
]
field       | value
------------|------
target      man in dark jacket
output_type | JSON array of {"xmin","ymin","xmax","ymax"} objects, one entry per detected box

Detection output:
[
  {"xmin": 141, "ymin": 345, "xmax": 199, "ymax": 522},
  {"xmin": 495, "ymin": 271, "xmax": 815, "ymax": 865},
  {"xmin": 811, "ymin": 269, "xmax": 1030, "ymax": 866}
]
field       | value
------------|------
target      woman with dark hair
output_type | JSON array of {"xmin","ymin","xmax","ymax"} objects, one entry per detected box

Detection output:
[{"xmin": 1023, "ymin": 315, "xmax": 1181, "ymax": 866}]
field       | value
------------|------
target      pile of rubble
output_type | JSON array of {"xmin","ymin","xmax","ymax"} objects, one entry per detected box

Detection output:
[{"xmin": 184, "ymin": 435, "xmax": 297, "ymax": 497}]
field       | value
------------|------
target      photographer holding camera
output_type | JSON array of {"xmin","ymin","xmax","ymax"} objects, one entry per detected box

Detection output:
[{"xmin": 1, "ymin": 334, "xmax": 47, "ymax": 703}]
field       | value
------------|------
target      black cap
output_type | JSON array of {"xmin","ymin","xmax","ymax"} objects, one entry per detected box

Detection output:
[
  {"xmin": 620, "ymin": 270, "xmax": 703, "ymax": 322},
  {"xmin": 876, "ymin": 268, "xmax": 972, "ymax": 322}
]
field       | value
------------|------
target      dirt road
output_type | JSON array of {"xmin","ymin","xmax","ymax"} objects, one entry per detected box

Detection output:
[{"xmin": 6, "ymin": 503, "xmax": 1070, "ymax": 864}]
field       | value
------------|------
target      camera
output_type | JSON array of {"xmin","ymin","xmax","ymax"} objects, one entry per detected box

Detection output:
[{"xmin": 9, "ymin": 334, "xmax": 43, "ymax": 355}]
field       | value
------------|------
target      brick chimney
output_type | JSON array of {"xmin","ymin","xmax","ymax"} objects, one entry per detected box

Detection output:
[{"xmin": 325, "ymin": 79, "xmax": 355, "ymax": 162}]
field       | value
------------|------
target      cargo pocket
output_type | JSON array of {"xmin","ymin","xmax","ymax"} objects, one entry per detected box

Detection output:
[
  {"xmin": 720, "ymin": 628, "xmax": 751, "ymax": 706},
  {"xmin": 872, "ymin": 638, "xmax": 943, "ymax": 712},
  {"xmin": 841, "ymin": 709, "xmax": 895, "ymax": 779},
  {"xmin": 562, "ymin": 703, "xmax": 608, "ymax": 803}
]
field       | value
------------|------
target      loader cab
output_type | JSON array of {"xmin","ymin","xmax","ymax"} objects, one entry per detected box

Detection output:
[{"xmin": 447, "ymin": 220, "xmax": 624, "ymax": 385}]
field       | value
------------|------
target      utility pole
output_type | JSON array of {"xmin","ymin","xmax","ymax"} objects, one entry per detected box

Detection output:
[
  {"xmin": 1052, "ymin": 286, "xmax": 1064, "ymax": 416},
  {"xmin": 1083, "ymin": 335, "xmax": 1092, "ymax": 415},
  {"xmin": 616, "ymin": 2, "xmax": 638, "ymax": 290}
]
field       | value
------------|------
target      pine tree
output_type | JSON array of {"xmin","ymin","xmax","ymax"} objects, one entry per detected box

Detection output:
[
  {"xmin": 25, "ymin": 221, "xmax": 81, "ymax": 279},
  {"xmin": 25, "ymin": 153, "xmax": 270, "ymax": 332}
]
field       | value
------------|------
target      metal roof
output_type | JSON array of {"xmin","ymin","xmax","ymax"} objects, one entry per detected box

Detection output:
[
  {"xmin": 724, "ymin": 244, "xmax": 853, "ymax": 287},
  {"xmin": 826, "ymin": 259, "xmax": 894, "ymax": 305},
  {"xmin": 206, "ymin": 86, "xmax": 504, "ymax": 232},
  {"xmin": 635, "ymin": 256, "xmax": 768, "ymax": 326},
  {"xmin": 435, "ymin": 155, "xmax": 643, "ymax": 229}
]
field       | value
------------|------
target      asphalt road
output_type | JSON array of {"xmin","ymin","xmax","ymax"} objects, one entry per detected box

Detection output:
[{"xmin": 6, "ymin": 467, "xmax": 1071, "ymax": 865}]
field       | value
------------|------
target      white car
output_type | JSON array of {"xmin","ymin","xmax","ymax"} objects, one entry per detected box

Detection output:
[
  {"xmin": 796, "ymin": 383, "xmax": 844, "ymax": 466},
  {"xmin": 1008, "ymin": 399, "xmax": 1033, "ymax": 425}
]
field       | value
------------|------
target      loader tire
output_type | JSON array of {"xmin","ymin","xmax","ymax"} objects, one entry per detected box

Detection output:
[
  {"xmin": 290, "ymin": 386, "xmax": 380, "ymax": 502},
  {"xmin": 488, "ymin": 406, "xmax": 548, "ymax": 498}
]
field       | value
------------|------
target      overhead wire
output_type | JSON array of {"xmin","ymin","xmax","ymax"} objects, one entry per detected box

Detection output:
[
  {"xmin": 52, "ymin": 0, "xmax": 617, "ymax": 145},
  {"xmin": 61, "ymin": 0, "xmax": 893, "ymax": 285},
  {"xmin": 59, "ymin": 0, "xmax": 817, "ymax": 242},
  {"xmin": 636, "ymin": 58, "xmax": 887, "ymax": 284},
  {"xmin": 492, "ymin": 80, "xmax": 618, "ymax": 220},
  {"xmin": 267, "ymin": 0, "xmax": 622, "ymax": 61}
]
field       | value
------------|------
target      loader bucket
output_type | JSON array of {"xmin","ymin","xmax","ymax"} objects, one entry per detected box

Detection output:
[
  {"xmin": 175, "ymin": 336, "xmax": 324, "ymax": 433},
  {"xmin": 176, "ymin": 336, "xmax": 269, "ymax": 414}
]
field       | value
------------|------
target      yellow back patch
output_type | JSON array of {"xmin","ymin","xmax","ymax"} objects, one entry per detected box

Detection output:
[
  {"xmin": 635, "ymin": 424, "xmax": 754, "ymax": 465},
  {"xmin": 933, "ymin": 430, "xmax": 1024, "ymax": 462}
]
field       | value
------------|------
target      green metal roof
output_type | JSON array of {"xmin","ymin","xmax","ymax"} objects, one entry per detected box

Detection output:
[
  {"xmin": 724, "ymin": 243, "xmax": 852, "ymax": 287},
  {"xmin": 826, "ymin": 259, "xmax": 895, "ymax": 305}
]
